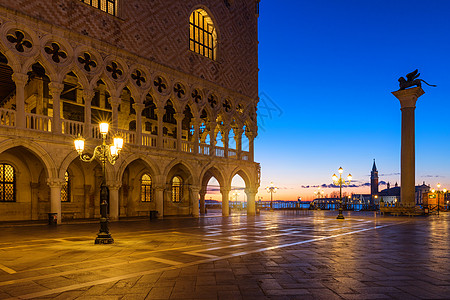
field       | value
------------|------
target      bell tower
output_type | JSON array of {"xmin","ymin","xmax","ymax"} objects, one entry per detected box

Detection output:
[{"xmin": 371, "ymin": 159, "xmax": 379, "ymax": 196}]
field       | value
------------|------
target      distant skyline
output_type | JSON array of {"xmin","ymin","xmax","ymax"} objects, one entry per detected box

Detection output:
[{"xmin": 205, "ymin": 1, "xmax": 450, "ymax": 202}]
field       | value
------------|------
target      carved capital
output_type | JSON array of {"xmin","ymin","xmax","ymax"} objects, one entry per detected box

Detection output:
[
  {"xmin": 109, "ymin": 96, "xmax": 121, "ymax": 108},
  {"xmin": 48, "ymin": 82, "xmax": 64, "ymax": 96},
  {"xmin": 392, "ymin": 87, "xmax": 425, "ymax": 109},
  {"xmin": 133, "ymin": 102, "xmax": 145, "ymax": 113},
  {"xmin": 83, "ymin": 89, "xmax": 95, "ymax": 103},
  {"xmin": 174, "ymin": 112, "xmax": 184, "ymax": 122},
  {"xmin": 12, "ymin": 72, "xmax": 28, "ymax": 87},
  {"xmin": 47, "ymin": 178, "xmax": 65, "ymax": 188},
  {"xmin": 107, "ymin": 183, "xmax": 122, "ymax": 190}
]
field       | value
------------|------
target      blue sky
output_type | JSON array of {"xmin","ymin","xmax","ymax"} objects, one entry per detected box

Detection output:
[{"xmin": 254, "ymin": 0, "xmax": 450, "ymax": 200}]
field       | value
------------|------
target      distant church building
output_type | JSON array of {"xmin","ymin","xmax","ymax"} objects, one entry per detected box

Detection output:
[{"xmin": 0, "ymin": 0, "xmax": 261, "ymax": 223}]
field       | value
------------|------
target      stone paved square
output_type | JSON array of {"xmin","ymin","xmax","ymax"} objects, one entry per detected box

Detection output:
[{"xmin": 0, "ymin": 211, "xmax": 449, "ymax": 299}]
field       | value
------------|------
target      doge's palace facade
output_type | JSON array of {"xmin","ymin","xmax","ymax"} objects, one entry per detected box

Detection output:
[{"xmin": 0, "ymin": 0, "xmax": 260, "ymax": 223}]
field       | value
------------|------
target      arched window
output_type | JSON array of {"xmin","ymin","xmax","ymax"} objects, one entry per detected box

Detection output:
[
  {"xmin": 0, "ymin": 163, "xmax": 15, "ymax": 202},
  {"xmin": 171, "ymin": 176, "xmax": 183, "ymax": 203},
  {"xmin": 189, "ymin": 9, "xmax": 217, "ymax": 60},
  {"xmin": 141, "ymin": 174, "xmax": 152, "ymax": 202},
  {"xmin": 61, "ymin": 171, "xmax": 71, "ymax": 202},
  {"xmin": 80, "ymin": 0, "xmax": 118, "ymax": 16}
]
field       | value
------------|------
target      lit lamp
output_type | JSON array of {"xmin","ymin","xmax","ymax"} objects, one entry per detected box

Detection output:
[
  {"xmin": 434, "ymin": 183, "xmax": 447, "ymax": 216},
  {"xmin": 314, "ymin": 187, "xmax": 324, "ymax": 199},
  {"xmin": 266, "ymin": 182, "xmax": 277, "ymax": 211},
  {"xmin": 74, "ymin": 122, "xmax": 124, "ymax": 244},
  {"xmin": 332, "ymin": 167, "xmax": 352, "ymax": 219}
]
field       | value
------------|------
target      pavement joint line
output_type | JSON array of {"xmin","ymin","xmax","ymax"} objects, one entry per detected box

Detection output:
[
  {"xmin": 183, "ymin": 251, "xmax": 218, "ymax": 258},
  {"xmin": 1, "ymin": 240, "xmax": 223, "ymax": 274},
  {"xmin": 3, "ymin": 222, "xmax": 399, "ymax": 300},
  {"xmin": 0, "ymin": 264, "xmax": 16, "ymax": 274}
]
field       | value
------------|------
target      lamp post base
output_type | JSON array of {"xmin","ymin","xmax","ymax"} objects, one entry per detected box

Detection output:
[
  {"xmin": 95, "ymin": 234, "xmax": 114, "ymax": 244},
  {"xmin": 94, "ymin": 216, "xmax": 114, "ymax": 244},
  {"xmin": 336, "ymin": 208, "xmax": 345, "ymax": 220}
]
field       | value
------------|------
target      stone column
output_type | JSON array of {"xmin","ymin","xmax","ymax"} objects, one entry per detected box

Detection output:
[
  {"xmin": 193, "ymin": 117, "xmax": 200, "ymax": 154},
  {"xmin": 221, "ymin": 187, "xmax": 230, "ymax": 217},
  {"xmin": 110, "ymin": 96, "xmax": 121, "ymax": 131},
  {"xmin": 175, "ymin": 112, "xmax": 184, "ymax": 152},
  {"xmin": 108, "ymin": 183, "xmax": 121, "ymax": 221},
  {"xmin": 209, "ymin": 122, "xmax": 217, "ymax": 156},
  {"xmin": 12, "ymin": 73, "xmax": 28, "ymax": 129},
  {"xmin": 155, "ymin": 186, "xmax": 164, "ymax": 218},
  {"xmin": 245, "ymin": 188, "xmax": 257, "ymax": 216},
  {"xmin": 246, "ymin": 131, "xmax": 255, "ymax": 162},
  {"xmin": 190, "ymin": 186, "xmax": 200, "ymax": 217},
  {"xmin": 156, "ymin": 108, "xmax": 164, "ymax": 148},
  {"xmin": 83, "ymin": 89, "xmax": 94, "ymax": 138},
  {"xmin": 235, "ymin": 128, "xmax": 243, "ymax": 159},
  {"xmin": 47, "ymin": 178, "xmax": 64, "ymax": 224},
  {"xmin": 392, "ymin": 87, "xmax": 425, "ymax": 207},
  {"xmin": 199, "ymin": 188, "xmax": 206, "ymax": 214},
  {"xmin": 223, "ymin": 126, "xmax": 230, "ymax": 158},
  {"xmin": 134, "ymin": 103, "xmax": 145, "ymax": 146},
  {"xmin": 49, "ymin": 82, "xmax": 64, "ymax": 134}
]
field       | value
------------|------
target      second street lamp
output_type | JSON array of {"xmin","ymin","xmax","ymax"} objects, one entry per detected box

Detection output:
[
  {"xmin": 266, "ymin": 182, "xmax": 277, "ymax": 211},
  {"xmin": 74, "ymin": 122, "xmax": 124, "ymax": 244},
  {"xmin": 332, "ymin": 167, "xmax": 352, "ymax": 220}
]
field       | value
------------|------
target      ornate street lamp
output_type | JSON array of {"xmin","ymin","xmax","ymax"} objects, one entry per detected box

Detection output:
[
  {"xmin": 74, "ymin": 122, "xmax": 124, "ymax": 244},
  {"xmin": 232, "ymin": 191, "xmax": 239, "ymax": 208},
  {"xmin": 314, "ymin": 187, "xmax": 324, "ymax": 199},
  {"xmin": 431, "ymin": 183, "xmax": 447, "ymax": 216},
  {"xmin": 266, "ymin": 182, "xmax": 277, "ymax": 211},
  {"xmin": 332, "ymin": 167, "xmax": 352, "ymax": 220}
]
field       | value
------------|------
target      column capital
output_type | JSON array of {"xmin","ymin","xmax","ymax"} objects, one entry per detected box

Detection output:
[
  {"xmin": 155, "ymin": 108, "xmax": 165, "ymax": 118},
  {"xmin": 189, "ymin": 185, "xmax": 201, "ymax": 193},
  {"xmin": 12, "ymin": 72, "xmax": 28, "ymax": 86},
  {"xmin": 174, "ymin": 112, "xmax": 184, "ymax": 122},
  {"xmin": 47, "ymin": 178, "xmax": 65, "ymax": 188},
  {"xmin": 133, "ymin": 102, "xmax": 145, "ymax": 113},
  {"xmin": 392, "ymin": 87, "xmax": 425, "ymax": 109},
  {"xmin": 109, "ymin": 96, "xmax": 121, "ymax": 108},
  {"xmin": 107, "ymin": 183, "xmax": 122, "ymax": 190},
  {"xmin": 220, "ymin": 188, "xmax": 231, "ymax": 194},
  {"xmin": 83, "ymin": 89, "xmax": 96, "ymax": 102},
  {"xmin": 48, "ymin": 82, "xmax": 64, "ymax": 95}
]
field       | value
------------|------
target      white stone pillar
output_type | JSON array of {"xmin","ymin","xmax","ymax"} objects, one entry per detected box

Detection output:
[
  {"xmin": 83, "ymin": 89, "xmax": 94, "ymax": 138},
  {"xmin": 221, "ymin": 188, "xmax": 230, "ymax": 217},
  {"xmin": 209, "ymin": 122, "xmax": 217, "ymax": 156},
  {"xmin": 199, "ymin": 188, "xmax": 206, "ymax": 214},
  {"xmin": 246, "ymin": 132, "xmax": 255, "ymax": 162},
  {"xmin": 12, "ymin": 73, "xmax": 28, "ymax": 129},
  {"xmin": 193, "ymin": 117, "xmax": 200, "ymax": 154},
  {"xmin": 47, "ymin": 178, "xmax": 64, "ymax": 224},
  {"xmin": 235, "ymin": 128, "xmax": 243, "ymax": 160},
  {"xmin": 246, "ymin": 188, "xmax": 257, "ymax": 216},
  {"xmin": 49, "ymin": 82, "xmax": 64, "ymax": 134},
  {"xmin": 155, "ymin": 186, "xmax": 164, "ymax": 218},
  {"xmin": 108, "ymin": 183, "xmax": 121, "ymax": 221},
  {"xmin": 134, "ymin": 103, "xmax": 144, "ymax": 146},
  {"xmin": 223, "ymin": 127, "xmax": 230, "ymax": 158},
  {"xmin": 190, "ymin": 186, "xmax": 200, "ymax": 217},
  {"xmin": 175, "ymin": 112, "xmax": 184, "ymax": 152},
  {"xmin": 156, "ymin": 108, "xmax": 164, "ymax": 148},
  {"xmin": 110, "ymin": 96, "xmax": 121, "ymax": 131}
]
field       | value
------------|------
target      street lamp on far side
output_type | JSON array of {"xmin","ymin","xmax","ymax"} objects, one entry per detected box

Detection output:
[
  {"xmin": 332, "ymin": 167, "xmax": 352, "ymax": 220},
  {"xmin": 74, "ymin": 122, "xmax": 124, "ymax": 244},
  {"xmin": 266, "ymin": 182, "xmax": 277, "ymax": 211}
]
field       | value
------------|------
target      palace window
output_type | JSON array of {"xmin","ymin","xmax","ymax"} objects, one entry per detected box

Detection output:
[
  {"xmin": 141, "ymin": 174, "xmax": 152, "ymax": 202},
  {"xmin": 80, "ymin": 0, "xmax": 118, "ymax": 16},
  {"xmin": 171, "ymin": 176, "xmax": 183, "ymax": 203},
  {"xmin": 189, "ymin": 9, "xmax": 217, "ymax": 60},
  {"xmin": 61, "ymin": 171, "xmax": 71, "ymax": 202},
  {"xmin": 0, "ymin": 164, "xmax": 15, "ymax": 202}
]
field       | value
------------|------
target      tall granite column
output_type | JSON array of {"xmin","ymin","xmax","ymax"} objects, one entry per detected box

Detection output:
[{"xmin": 392, "ymin": 87, "xmax": 424, "ymax": 207}]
